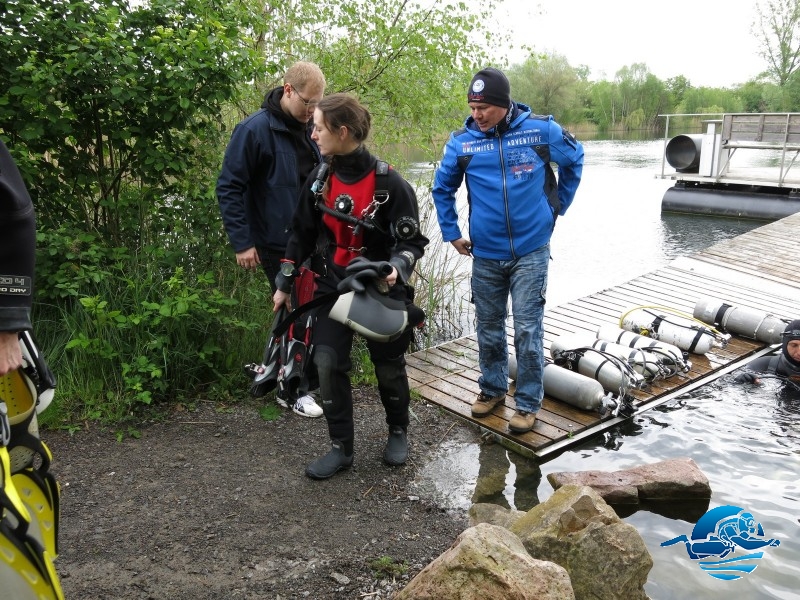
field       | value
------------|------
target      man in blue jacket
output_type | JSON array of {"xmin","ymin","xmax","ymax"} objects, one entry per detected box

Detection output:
[
  {"xmin": 217, "ymin": 61, "xmax": 326, "ymax": 418},
  {"xmin": 432, "ymin": 67, "xmax": 584, "ymax": 433}
]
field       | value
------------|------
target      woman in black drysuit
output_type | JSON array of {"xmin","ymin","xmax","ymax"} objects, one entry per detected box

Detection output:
[
  {"xmin": 272, "ymin": 93, "xmax": 428, "ymax": 479},
  {"xmin": 734, "ymin": 319, "xmax": 800, "ymax": 387}
]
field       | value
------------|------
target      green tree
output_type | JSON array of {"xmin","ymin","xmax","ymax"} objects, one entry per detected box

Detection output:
[
  {"xmin": 0, "ymin": 0, "xmax": 259, "ymax": 244},
  {"xmin": 507, "ymin": 52, "xmax": 586, "ymax": 125},
  {"xmin": 229, "ymin": 0, "xmax": 499, "ymax": 159},
  {"xmin": 754, "ymin": 0, "xmax": 800, "ymax": 86},
  {"xmin": 612, "ymin": 63, "xmax": 669, "ymax": 131},
  {"xmin": 587, "ymin": 80, "xmax": 620, "ymax": 130},
  {"xmin": 665, "ymin": 75, "xmax": 691, "ymax": 108}
]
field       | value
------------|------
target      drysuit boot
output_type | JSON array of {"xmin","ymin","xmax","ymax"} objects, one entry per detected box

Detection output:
[
  {"xmin": 383, "ymin": 426, "xmax": 408, "ymax": 466},
  {"xmin": 305, "ymin": 440, "xmax": 353, "ymax": 480}
]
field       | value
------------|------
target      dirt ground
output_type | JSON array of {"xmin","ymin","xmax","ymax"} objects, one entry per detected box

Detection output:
[{"xmin": 45, "ymin": 388, "xmax": 476, "ymax": 599}]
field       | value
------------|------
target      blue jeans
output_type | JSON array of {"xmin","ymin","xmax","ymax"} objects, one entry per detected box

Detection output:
[{"xmin": 471, "ymin": 245, "xmax": 549, "ymax": 413}]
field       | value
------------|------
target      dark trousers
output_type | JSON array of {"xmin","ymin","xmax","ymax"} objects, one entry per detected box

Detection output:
[
  {"xmin": 312, "ymin": 309, "xmax": 413, "ymax": 454},
  {"xmin": 256, "ymin": 247, "xmax": 284, "ymax": 292}
]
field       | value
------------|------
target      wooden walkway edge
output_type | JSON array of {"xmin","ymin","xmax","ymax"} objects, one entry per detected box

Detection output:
[{"xmin": 407, "ymin": 212, "xmax": 800, "ymax": 461}]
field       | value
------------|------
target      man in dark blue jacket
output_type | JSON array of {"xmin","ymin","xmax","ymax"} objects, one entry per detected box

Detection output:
[
  {"xmin": 432, "ymin": 67, "xmax": 584, "ymax": 434},
  {"xmin": 217, "ymin": 61, "xmax": 326, "ymax": 418}
]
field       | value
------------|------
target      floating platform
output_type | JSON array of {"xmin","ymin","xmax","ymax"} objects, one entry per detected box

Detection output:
[
  {"xmin": 658, "ymin": 112, "xmax": 800, "ymax": 220},
  {"xmin": 406, "ymin": 212, "xmax": 800, "ymax": 461}
]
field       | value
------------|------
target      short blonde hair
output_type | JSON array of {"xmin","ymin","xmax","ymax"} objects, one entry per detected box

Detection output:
[{"xmin": 284, "ymin": 62, "xmax": 326, "ymax": 93}]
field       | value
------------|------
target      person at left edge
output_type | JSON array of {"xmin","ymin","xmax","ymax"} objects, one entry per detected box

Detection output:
[
  {"xmin": 216, "ymin": 61, "xmax": 325, "ymax": 418},
  {"xmin": 0, "ymin": 139, "xmax": 35, "ymax": 376},
  {"xmin": 273, "ymin": 93, "xmax": 429, "ymax": 480}
]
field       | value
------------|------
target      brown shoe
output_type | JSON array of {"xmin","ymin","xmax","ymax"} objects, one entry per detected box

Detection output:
[
  {"xmin": 508, "ymin": 410, "xmax": 536, "ymax": 433},
  {"xmin": 471, "ymin": 392, "xmax": 505, "ymax": 417}
]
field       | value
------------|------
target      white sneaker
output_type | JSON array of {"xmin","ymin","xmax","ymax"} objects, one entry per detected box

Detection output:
[{"xmin": 293, "ymin": 394, "xmax": 323, "ymax": 418}]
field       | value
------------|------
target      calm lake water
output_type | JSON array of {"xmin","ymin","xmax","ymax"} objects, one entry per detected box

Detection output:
[{"xmin": 412, "ymin": 138, "xmax": 799, "ymax": 599}]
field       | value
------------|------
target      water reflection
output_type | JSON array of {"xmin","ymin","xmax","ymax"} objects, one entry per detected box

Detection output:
[
  {"xmin": 660, "ymin": 213, "xmax": 761, "ymax": 260},
  {"xmin": 470, "ymin": 439, "xmax": 541, "ymax": 512}
]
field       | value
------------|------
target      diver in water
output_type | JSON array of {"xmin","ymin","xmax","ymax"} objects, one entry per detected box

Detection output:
[{"xmin": 733, "ymin": 319, "xmax": 800, "ymax": 388}]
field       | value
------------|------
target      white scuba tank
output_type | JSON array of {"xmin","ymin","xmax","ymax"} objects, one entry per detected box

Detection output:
[
  {"xmin": 596, "ymin": 325, "xmax": 692, "ymax": 373},
  {"xmin": 549, "ymin": 335, "xmax": 646, "ymax": 394},
  {"xmin": 693, "ymin": 298, "xmax": 788, "ymax": 344},
  {"xmin": 620, "ymin": 307, "xmax": 729, "ymax": 355},
  {"xmin": 551, "ymin": 332, "xmax": 666, "ymax": 381},
  {"xmin": 508, "ymin": 354, "xmax": 618, "ymax": 414}
]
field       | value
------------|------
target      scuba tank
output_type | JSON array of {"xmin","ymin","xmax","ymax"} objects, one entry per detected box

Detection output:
[
  {"xmin": 508, "ymin": 354, "xmax": 619, "ymax": 415},
  {"xmin": 596, "ymin": 324, "xmax": 692, "ymax": 373},
  {"xmin": 552, "ymin": 332, "xmax": 670, "ymax": 381},
  {"xmin": 620, "ymin": 306, "xmax": 729, "ymax": 355},
  {"xmin": 549, "ymin": 335, "xmax": 647, "ymax": 395},
  {"xmin": 693, "ymin": 298, "xmax": 789, "ymax": 344}
]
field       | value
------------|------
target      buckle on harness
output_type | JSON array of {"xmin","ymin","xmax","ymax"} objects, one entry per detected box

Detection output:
[{"xmin": 1, "ymin": 402, "xmax": 10, "ymax": 447}]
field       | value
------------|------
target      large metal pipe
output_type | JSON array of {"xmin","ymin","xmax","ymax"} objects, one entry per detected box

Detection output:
[{"xmin": 665, "ymin": 134, "xmax": 704, "ymax": 173}]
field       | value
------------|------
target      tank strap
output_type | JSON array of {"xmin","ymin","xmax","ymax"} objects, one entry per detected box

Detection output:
[
  {"xmin": 713, "ymin": 303, "xmax": 733, "ymax": 329},
  {"xmin": 686, "ymin": 329, "xmax": 706, "ymax": 354}
]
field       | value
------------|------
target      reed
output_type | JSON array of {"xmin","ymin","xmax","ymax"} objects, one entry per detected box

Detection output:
[{"xmin": 407, "ymin": 165, "xmax": 473, "ymax": 346}]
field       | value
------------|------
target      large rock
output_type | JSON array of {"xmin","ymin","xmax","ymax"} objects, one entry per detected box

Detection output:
[
  {"xmin": 394, "ymin": 522, "xmax": 574, "ymax": 600},
  {"xmin": 510, "ymin": 485, "xmax": 652, "ymax": 600},
  {"xmin": 547, "ymin": 457, "xmax": 711, "ymax": 504},
  {"xmin": 468, "ymin": 502, "xmax": 525, "ymax": 529}
]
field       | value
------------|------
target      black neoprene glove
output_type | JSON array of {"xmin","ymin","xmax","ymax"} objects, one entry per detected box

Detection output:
[
  {"xmin": 337, "ymin": 257, "xmax": 393, "ymax": 293},
  {"xmin": 732, "ymin": 371, "xmax": 759, "ymax": 384}
]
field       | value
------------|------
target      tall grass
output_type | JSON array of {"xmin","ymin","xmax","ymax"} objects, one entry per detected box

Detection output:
[
  {"xmin": 33, "ymin": 231, "xmax": 275, "ymax": 426},
  {"xmin": 407, "ymin": 165, "xmax": 473, "ymax": 346}
]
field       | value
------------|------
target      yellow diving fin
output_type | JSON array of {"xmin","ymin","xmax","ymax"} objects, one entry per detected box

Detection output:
[
  {"xmin": 1, "ymin": 368, "xmax": 39, "ymax": 472},
  {"xmin": 1, "ymin": 441, "xmax": 64, "ymax": 599},
  {"xmin": 1, "ymin": 367, "xmax": 63, "ymax": 599},
  {"xmin": 12, "ymin": 460, "xmax": 60, "ymax": 558},
  {"xmin": 1, "ymin": 369, "xmax": 60, "ymax": 557}
]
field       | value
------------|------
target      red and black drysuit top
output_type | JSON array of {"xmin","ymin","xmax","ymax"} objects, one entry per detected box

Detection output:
[{"xmin": 279, "ymin": 145, "xmax": 428, "ymax": 300}]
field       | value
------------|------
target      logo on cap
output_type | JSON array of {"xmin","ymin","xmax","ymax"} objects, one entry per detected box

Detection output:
[{"xmin": 471, "ymin": 79, "xmax": 485, "ymax": 93}]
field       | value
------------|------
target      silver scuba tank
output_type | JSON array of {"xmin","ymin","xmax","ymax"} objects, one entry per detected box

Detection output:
[
  {"xmin": 549, "ymin": 335, "xmax": 647, "ymax": 394},
  {"xmin": 620, "ymin": 307, "xmax": 729, "ymax": 355},
  {"xmin": 508, "ymin": 354, "xmax": 618, "ymax": 414},
  {"xmin": 596, "ymin": 324, "xmax": 692, "ymax": 373},
  {"xmin": 693, "ymin": 298, "xmax": 788, "ymax": 344}
]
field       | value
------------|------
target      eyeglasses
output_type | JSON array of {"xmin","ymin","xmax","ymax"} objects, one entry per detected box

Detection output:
[{"xmin": 292, "ymin": 86, "xmax": 319, "ymax": 108}]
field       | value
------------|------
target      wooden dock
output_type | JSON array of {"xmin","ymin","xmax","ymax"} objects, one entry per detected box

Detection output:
[{"xmin": 406, "ymin": 212, "xmax": 800, "ymax": 460}]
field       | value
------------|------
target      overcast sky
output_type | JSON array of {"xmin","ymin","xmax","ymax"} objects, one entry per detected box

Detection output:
[{"xmin": 495, "ymin": 0, "xmax": 765, "ymax": 87}]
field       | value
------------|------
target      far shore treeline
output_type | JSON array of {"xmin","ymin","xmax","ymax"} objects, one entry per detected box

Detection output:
[{"xmin": 1, "ymin": 0, "xmax": 797, "ymax": 427}]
